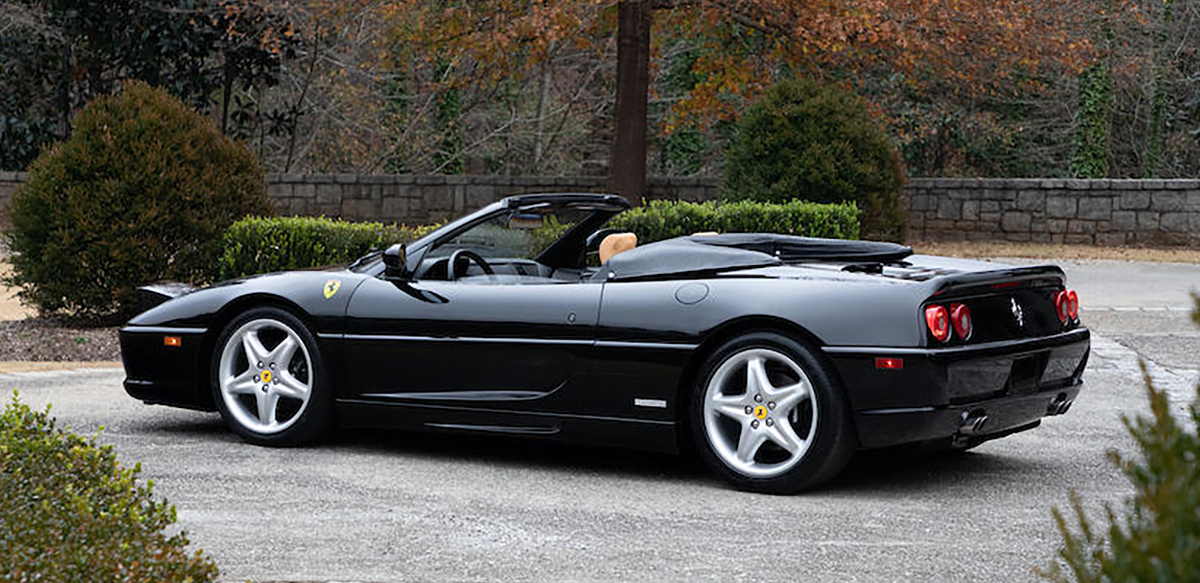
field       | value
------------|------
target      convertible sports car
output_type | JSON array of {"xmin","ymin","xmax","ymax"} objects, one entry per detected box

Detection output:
[{"xmin": 121, "ymin": 193, "xmax": 1089, "ymax": 493}]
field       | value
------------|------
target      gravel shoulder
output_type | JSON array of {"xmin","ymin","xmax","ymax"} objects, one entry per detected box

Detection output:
[{"xmin": 0, "ymin": 318, "xmax": 120, "ymax": 361}]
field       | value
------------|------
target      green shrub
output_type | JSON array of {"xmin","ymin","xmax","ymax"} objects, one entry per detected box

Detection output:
[
  {"xmin": 1039, "ymin": 295, "xmax": 1200, "ymax": 582},
  {"xmin": 222, "ymin": 201, "xmax": 856, "ymax": 279},
  {"xmin": 4, "ymin": 81, "xmax": 272, "ymax": 321},
  {"xmin": 0, "ymin": 394, "xmax": 218, "ymax": 581},
  {"xmin": 722, "ymin": 78, "xmax": 905, "ymax": 241},
  {"xmin": 219, "ymin": 216, "xmax": 436, "ymax": 280},
  {"xmin": 610, "ymin": 199, "xmax": 859, "ymax": 245}
]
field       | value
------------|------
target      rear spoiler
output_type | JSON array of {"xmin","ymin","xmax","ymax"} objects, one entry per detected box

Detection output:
[
  {"xmin": 134, "ymin": 282, "xmax": 198, "ymax": 312},
  {"xmin": 928, "ymin": 264, "xmax": 1065, "ymax": 297}
]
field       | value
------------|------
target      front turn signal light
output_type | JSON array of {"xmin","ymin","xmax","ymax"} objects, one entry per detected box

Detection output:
[{"xmin": 163, "ymin": 336, "xmax": 182, "ymax": 348}]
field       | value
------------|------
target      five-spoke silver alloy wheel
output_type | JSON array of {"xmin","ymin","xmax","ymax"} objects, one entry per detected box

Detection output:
[
  {"xmin": 218, "ymin": 318, "xmax": 313, "ymax": 434},
  {"xmin": 702, "ymin": 348, "xmax": 818, "ymax": 478}
]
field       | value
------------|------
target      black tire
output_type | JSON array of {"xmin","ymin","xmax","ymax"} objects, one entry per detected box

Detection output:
[
  {"xmin": 210, "ymin": 307, "xmax": 333, "ymax": 446},
  {"xmin": 688, "ymin": 331, "xmax": 856, "ymax": 494}
]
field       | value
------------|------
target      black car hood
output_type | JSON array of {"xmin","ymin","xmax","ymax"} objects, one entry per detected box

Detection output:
[{"xmin": 598, "ymin": 234, "xmax": 913, "ymax": 281}]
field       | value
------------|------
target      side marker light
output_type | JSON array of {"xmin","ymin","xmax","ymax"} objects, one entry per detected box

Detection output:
[{"xmin": 875, "ymin": 357, "xmax": 904, "ymax": 370}]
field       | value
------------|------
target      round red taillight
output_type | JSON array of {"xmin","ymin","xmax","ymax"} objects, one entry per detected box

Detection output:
[
  {"xmin": 1067, "ymin": 290, "xmax": 1079, "ymax": 320},
  {"xmin": 1054, "ymin": 291, "xmax": 1070, "ymax": 323},
  {"xmin": 950, "ymin": 303, "xmax": 972, "ymax": 340},
  {"xmin": 925, "ymin": 305, "xmax": 951, "ymax": 343}
]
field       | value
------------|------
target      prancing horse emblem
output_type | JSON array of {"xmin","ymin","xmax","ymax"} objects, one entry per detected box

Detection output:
[
  {"xmin": 323, "ymin": 279, "xmax": 342, "ymax": 299},
  {"xmin": 1010, "ymin": 297, "xmax": 1025, "ymax": 328}
]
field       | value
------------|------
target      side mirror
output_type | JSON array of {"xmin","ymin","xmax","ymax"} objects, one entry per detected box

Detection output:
[{"xmin": 383, "ymin": 243, "xmax": 409, "ymax": 278}]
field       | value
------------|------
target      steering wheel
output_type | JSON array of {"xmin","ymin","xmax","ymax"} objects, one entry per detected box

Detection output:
[{"xmin": 447, "ymin": 249, "xmax": 495, "ymax": 281}]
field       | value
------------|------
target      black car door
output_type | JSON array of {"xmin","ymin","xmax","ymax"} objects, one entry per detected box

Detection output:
[{"xmin": 341, "ymin": 275, "xmax": 601, "ymax": 414}]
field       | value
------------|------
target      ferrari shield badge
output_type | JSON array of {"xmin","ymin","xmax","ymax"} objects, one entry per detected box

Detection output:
[{"xmin": 323, "ymin": 279, "xmax": 342, "ymax": 299}]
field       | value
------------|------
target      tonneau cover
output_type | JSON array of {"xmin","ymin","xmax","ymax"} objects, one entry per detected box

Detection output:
[
  {"xmin": 599, "ymin": 234, "xmax": 913, "ymax": 281},
  {"xmin": 694, "ymin": 234, "xmax": 912, "ymax": 263}
]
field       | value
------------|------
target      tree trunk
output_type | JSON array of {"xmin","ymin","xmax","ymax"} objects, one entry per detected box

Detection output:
[
  {"xmin": 608, "ymin": 0, "xmax": 652, "ymax": 205},
  {"xmin": 220, "ymin": 59, "xmax": 233, "ymax": 136},
  {"xmin": 1144, "ymin": 0, "xmax": 1173, "ymax": 178},
  {"xmin": 532, "ymin": 40, "xmax": 556, "ymax": 174}
]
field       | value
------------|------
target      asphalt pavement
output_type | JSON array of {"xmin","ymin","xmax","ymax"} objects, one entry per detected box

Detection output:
[{"xmin": 4, "ymin": 258, "xmax": 1199, "ymax": 582}]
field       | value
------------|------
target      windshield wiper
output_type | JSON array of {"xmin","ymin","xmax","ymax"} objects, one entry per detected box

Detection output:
[{"xmin": 348, "ymin": 249, "xmax": 383, "ymax": 270}]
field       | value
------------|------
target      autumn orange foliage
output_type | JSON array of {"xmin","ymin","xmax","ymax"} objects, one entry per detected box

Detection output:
[{"xmin": 386, "ymin": 0, "xmax": 1093, "ymax": 131}]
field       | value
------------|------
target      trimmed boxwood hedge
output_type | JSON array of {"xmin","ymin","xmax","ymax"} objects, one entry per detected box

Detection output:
[
  {"xmin": 218, "ymin": 216, "xmax": 436, "ymax": 280},
  {"xmin": 609, "ymin": 199, "xmax": 859, "ymax": 244},
  {"xmin": 217, "ymin": 200, "xmax": 856, "ymax": 279},
  {"xmin": 0, "ymin": 394, "xmax": 217, "ymax": 581}
]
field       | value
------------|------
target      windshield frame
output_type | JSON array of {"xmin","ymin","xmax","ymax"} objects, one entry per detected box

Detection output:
[{"xmin": 353, "ymin": 194, "xmax": 630, "ymax": 278}]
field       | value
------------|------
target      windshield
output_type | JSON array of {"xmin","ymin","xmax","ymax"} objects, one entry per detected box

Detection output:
[
  {"xmin": 352, "ymin": 196, "xmax": 628, "ymax": 276},
  {"xmin": 426, "ymin": 208, "xmax": 586, "ymax": 263}
]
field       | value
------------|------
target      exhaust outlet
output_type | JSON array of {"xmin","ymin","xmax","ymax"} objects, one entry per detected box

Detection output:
[
  {"xmin": 958, "ymin": 409, "xmax": 989, "ymax": 436},
  {"xmin": 1047, "ymin": 393, "xmax": 1070, "ymax": 416}
]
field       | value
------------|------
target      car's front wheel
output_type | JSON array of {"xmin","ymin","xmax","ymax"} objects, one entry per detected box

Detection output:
[
  {"xmin": 689, "ymin": 331, "xmax": 855, "ymax": 493},
  {"xmin": 211, "ymin": 307, "xmax": 332, "ymax": 446}
]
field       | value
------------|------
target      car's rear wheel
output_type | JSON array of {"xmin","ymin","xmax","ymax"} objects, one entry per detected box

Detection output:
[
  {"xmin": 211, "ymin": 307, "xmax": 332, "ymax": 446},
  {"xmin": 689, "ymin": 331, "xmax": 855, "ymax": 493}
]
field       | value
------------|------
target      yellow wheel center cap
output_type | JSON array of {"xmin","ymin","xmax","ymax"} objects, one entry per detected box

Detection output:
[
  {"xmin": 260, "ymin": 370, "xmax": 273, "ymax": 384},
  {"xmin": 753, "ymin": 405, "xmax": 768, "ymax": 420}
]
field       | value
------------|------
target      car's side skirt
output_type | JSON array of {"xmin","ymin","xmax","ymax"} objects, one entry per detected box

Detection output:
[{"xmin": 336, "ymin": 399, "xmax": 680, "ymax": 454}]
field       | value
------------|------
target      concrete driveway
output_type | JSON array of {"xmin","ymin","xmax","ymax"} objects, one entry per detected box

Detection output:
[{"xmin": 5, "ymin": 259, "xmax": 1198, "ymax": 582}]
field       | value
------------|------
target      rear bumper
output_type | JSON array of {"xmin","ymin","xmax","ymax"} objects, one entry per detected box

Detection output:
[
  {"xmin": 853, "ymin": 381, "xmax": 1081, "ymax": 449},
  {"xmin": 119, "ymin": 325, "xmax": 213, "ymax": 411},
  {"xmin": 824, "ymin": 328, "xmax": 1090, "ymax": 449}
]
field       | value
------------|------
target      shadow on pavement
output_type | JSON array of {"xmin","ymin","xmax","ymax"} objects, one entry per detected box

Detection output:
[
  {"xmin": 830, "ymin": 446, "xmax": 1056, "ymax": 494},
  {"xmin": 136, "ymin": 410, "xmax": 1055, "ymax": 494},
  {"xmin": 334, "ymin": 427, "xmax": 709, "ymax": 484}
]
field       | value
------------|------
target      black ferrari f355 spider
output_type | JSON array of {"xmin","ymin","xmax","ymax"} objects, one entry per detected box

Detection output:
[{"xmin": 121, "ymin": 193, "xmax": 1088, "ymax": 493}]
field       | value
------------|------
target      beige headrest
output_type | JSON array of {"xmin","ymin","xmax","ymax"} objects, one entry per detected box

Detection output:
[
  {"xmin": 692, "ymin": 231, "xmax": 719, "ymax": 237},
  {"xmin": 599, "ymin": 233, "xmax": 637, "ymax": 264}
]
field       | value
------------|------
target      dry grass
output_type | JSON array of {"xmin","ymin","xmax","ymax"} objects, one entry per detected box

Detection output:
[
  {"xmin": 0, "ymin": 361, "xmax": 122, "ymax": 373},
  {"xmin": 0, "ymin": 262, "xmax": 35, "ymax": 321},
  {"xmin": 909, "ymin": 240, "xmax": 1200, "ymax": 263}
]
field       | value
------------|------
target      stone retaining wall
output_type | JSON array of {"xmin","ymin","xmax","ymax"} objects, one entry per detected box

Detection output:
[
  {"xmin": 0, "ymin": 172, "xmax": 25, "ymax": 219},
  {"xmin": 2, "ymin": 172, "xmax": 1198, "ymax": 246},
  {"xmin": 266, "ymin": 174, "xmax": 719, "ymax": 224},
  {"xmin": 905, "ymin": 178, "xmax": 1200, "ymax": 246}
]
